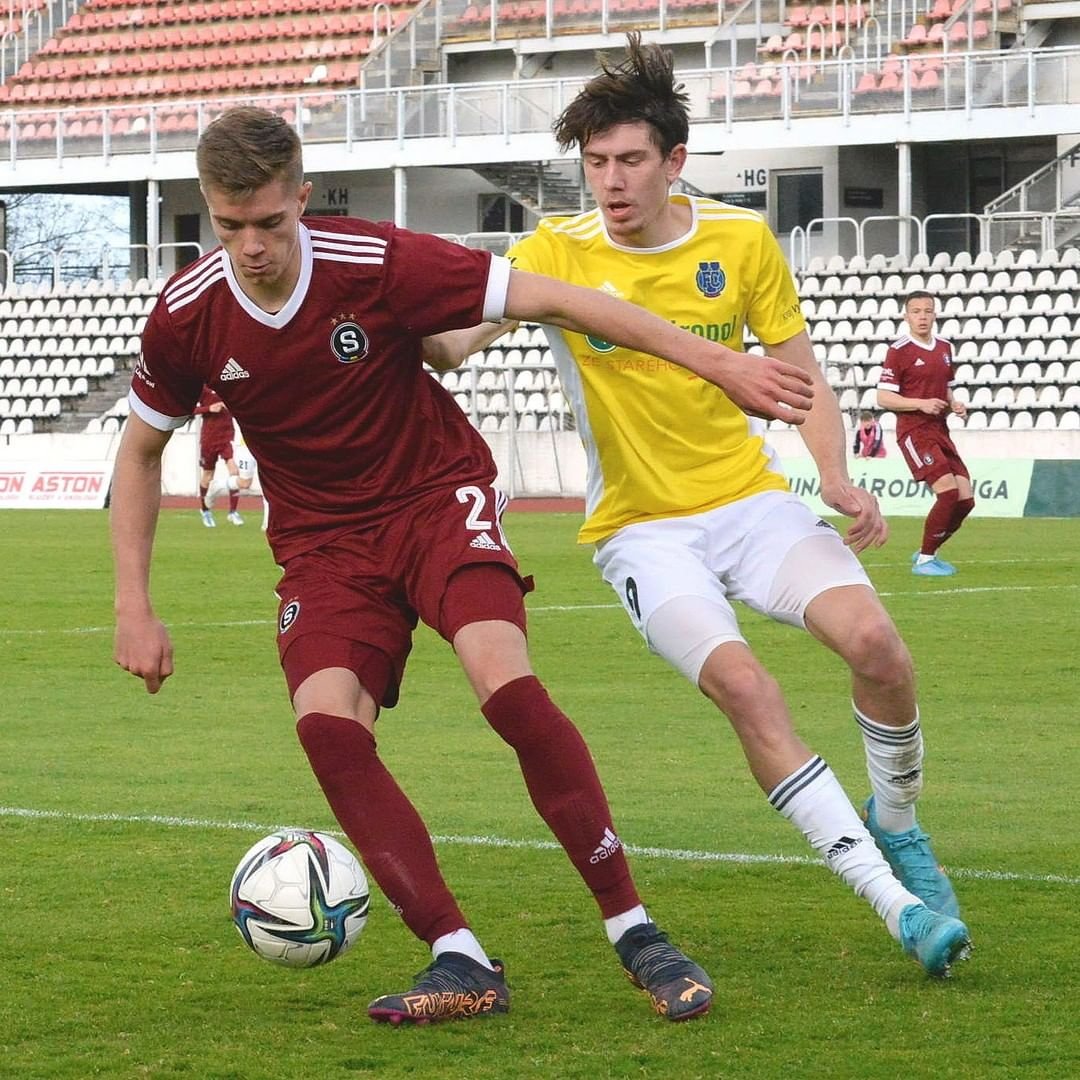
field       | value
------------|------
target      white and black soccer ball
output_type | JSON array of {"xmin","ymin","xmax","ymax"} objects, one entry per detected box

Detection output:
[{"xmin": 230, "ymin": 829, "xmax": 369, "ymax": 968}]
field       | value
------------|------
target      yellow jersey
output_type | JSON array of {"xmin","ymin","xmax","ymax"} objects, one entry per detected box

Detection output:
[{"xmin": 506, "ymin": 194, "xmax": 806, "ymax": 544}]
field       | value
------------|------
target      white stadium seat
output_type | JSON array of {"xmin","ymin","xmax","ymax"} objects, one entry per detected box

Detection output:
[{"xmin": 1042, "ymin": 360, "xmax": 1066, "ymax": 384}]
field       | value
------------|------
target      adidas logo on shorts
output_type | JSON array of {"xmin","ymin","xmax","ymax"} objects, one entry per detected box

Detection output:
[{"xmin": 469, "ymin": 531, "xmax": 502, "ymax": 551}]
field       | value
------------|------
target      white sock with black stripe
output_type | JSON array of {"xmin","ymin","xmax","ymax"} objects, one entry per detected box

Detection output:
[
  {"xmin": 769, "ymin": 756, "xmax": 920, "ymax": 939},
  {"xmin": 854, "ymin": 703, "xmax": 923, "ymax": 834}
]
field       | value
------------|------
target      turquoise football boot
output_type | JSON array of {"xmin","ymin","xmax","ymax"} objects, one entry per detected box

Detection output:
[{"xmin": 863, "ymin": 796, "xmax": 961, "ymax": 918}]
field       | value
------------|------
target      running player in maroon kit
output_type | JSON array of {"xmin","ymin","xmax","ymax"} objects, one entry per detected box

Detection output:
[
  {"xmin": 193, "ymin": 385, "xmax": 243, "ymax": 527},
  {"xmin": 877, "ymin": 291, "xmax": 973, "ymax": 576},
  {"xmin": 110, "ymin": 107, "xmax": 815, "ymax": 1026}
]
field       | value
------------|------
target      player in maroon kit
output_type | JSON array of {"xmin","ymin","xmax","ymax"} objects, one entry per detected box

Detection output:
[
  {"xmin": 110, "ymin": 107, "xmax": 816, "ymax": 1026},
  {"xmin": 878, "ymin": 291, "xmax": 973, "ymax": 576},
  {"xmin": 193, "ymin": 385, "xmax": 244, "ymax": 527}
]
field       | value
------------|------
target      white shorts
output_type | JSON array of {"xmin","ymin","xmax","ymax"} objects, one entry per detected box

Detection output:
[
  {"xmin": 235, "ymin": 448, "xmax": 257, "ymax": 479},
  {"xmin": 593, "ymin": 490, "xmax": 872, "ymax": 684}
]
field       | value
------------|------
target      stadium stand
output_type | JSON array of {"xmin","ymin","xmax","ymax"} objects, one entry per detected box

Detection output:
[
  {"xmin": 0, "ymin": 0, "xmax": 1077, "ymax": 447},
  {"xmin": 0, "ymin": 0, "xmax": 416, "ymax": 115},
  {"xmin": 3, "ymin": 240, "xmax": 1080, "ymax": 437}
]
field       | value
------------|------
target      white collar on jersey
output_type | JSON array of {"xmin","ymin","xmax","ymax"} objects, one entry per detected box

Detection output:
[
  {"xmin": 222, "ymin": 222, "xmax": 314, "ymax": 329},
  {"xmin": 907, "ymin": 334, "xmax": 939, "ymax": 351},
  {"xmin": 599, "ymin": 193, "xmax": 700, "ymax": 254}
]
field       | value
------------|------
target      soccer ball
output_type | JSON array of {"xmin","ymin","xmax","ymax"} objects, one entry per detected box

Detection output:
[{"xmin": 230, "ymin": 829, "xmax": 370, "ymax": 968}]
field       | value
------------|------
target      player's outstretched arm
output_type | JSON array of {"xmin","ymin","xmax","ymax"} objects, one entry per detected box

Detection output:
[
  {"xmin": 772, "ymin": 332, "xmax": 888, "ymax": 553},
  {"xmin": 110, "ymin": 413, "xmax": 176, "ymax": 694},
  {"xmin": 421, "ymin": 321, "xmax": 517, "ymax": 372},
  {"xmin": 503, "ymin": 270, "xmax": 813, "ymax": 424}
]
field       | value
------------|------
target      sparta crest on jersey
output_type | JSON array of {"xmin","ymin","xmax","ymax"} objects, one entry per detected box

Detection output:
[{"xmin": 330, "ymin": 315, "xmax": 370, "ymax": 363}]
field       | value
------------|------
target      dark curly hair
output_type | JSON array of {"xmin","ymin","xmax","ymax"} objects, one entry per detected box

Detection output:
[{"xmin": 553, "ymin": 32, "xmax": 690, "ymax": 156}]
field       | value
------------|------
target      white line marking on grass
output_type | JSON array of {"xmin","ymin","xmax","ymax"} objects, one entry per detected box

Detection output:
[
  {"xmin": 3, "ymin": 805, "xmax": 1077, "ymax": 889},
  {"xmin": 3, "ymin": 583, "xmax": 1077, "ymax": 638},
  {"xmin": 0, "ymin": 618, "xmax": 276, "ymax": 636},
  {"xmin": 529, "ymin": 603, "xmax": 619, "ymax": 612},
  {"xmin": 880, "ymin": 584, "xmax": 1080, "ymax": 600}
]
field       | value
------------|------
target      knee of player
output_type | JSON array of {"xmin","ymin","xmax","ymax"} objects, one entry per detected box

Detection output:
[
  {"xmin": 847, "ymin": 616, "xmax": 913, "ymax": 688},
  {"xmin": 699, "ymin": 646, "xmax": 783, "ymax": 720}
]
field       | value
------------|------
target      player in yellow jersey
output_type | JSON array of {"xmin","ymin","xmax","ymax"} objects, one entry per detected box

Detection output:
[{"xmin": 426, "ymin": 33, "xmax": 972, "ymax": 982}]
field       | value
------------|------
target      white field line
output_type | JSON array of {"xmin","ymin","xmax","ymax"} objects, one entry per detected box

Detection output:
[
  {"xmin": 2, "ymin": 581, "xmax": 1079, "ymax": 637},
  {"xmin": 2, "ymin": 805, "xmax": 1077, "ymax": 889}
]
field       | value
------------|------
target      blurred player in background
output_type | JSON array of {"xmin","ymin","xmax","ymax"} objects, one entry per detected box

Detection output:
[
  {"xmin": 231, "ymin": 425, "xmax": 268, "ymax": 531},
  {"xmin": 110, "ymin": 107, "xmax": 815, "ymax": 1027},
  {"xmin": 852, "ymin": 410, "xmax": 887, "ymax": 458},
  {"xmin": 193, "ymin": 384, "xmax": 243, "ymax": 526},
  {"xmin": 426, "ymin": 33, "xmax": 971, "ymax": 981},
  {"xmin": 878, "ymin": 291, "xmax": 973, "ymax": 576}
]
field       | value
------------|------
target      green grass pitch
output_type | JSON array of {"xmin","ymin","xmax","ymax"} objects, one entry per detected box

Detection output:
[{"xmin": 1, "ymin": 506, "xmax": 1078, "ymax": 1079}]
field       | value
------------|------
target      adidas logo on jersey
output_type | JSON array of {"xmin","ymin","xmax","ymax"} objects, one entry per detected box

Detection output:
[
  {"xmin": 913, "ymin": 359, "xmax": 926, "ymax": 367},
  {"xmin": 220, "ymin": 358, "xmax": 250, "ymax": 381},
  {"xmin": 469, "ymin": 531, "xmax": 502, "ymax": 551},
  {"xmin": 589, "ymin": 827, "xmax": 622, "ymax": 864},
  {"xmin": 825, "ymin": 835, "xmax": 863, "ymax": 861}
]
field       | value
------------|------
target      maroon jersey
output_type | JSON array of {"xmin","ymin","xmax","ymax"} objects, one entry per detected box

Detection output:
[
  {"xmin": 878, "ymin": 334, "xmax": 955, "ymax": 442},
  {"xmin": 130, "ymin": 219, "xmax": 510, "ymax": 563},
  {"xmin": 193, "ymin": 386, "xmax": 234, "ymax": 446}
]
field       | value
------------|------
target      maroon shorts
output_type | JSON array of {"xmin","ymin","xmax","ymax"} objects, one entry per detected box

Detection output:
[
  {"xmin": 199, "ymin": 435, "xmax": 234, "ymax": 471},
  {"xmin": 274, "ymin": 483, "xmax": 533, "ymax": 707},
  {"xmin": 896, "ymin": 425, "xmax": 969, "ymax": 486}
]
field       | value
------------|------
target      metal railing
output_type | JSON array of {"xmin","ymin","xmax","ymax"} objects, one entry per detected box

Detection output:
[
  {"xmin": 1, "ymin": 44, "xmax": 1078, "ymax": 170},
  {"xmin": 985, "ymin": 139, "xmax": 1080, "ymax": 216},
  {"xmin": 0, "ymin": 240, "xmax": 203, "ymax": 287},
  {"xmin": 789, "ymin": 209, "xmax": 1080, "ymax": 268}
]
